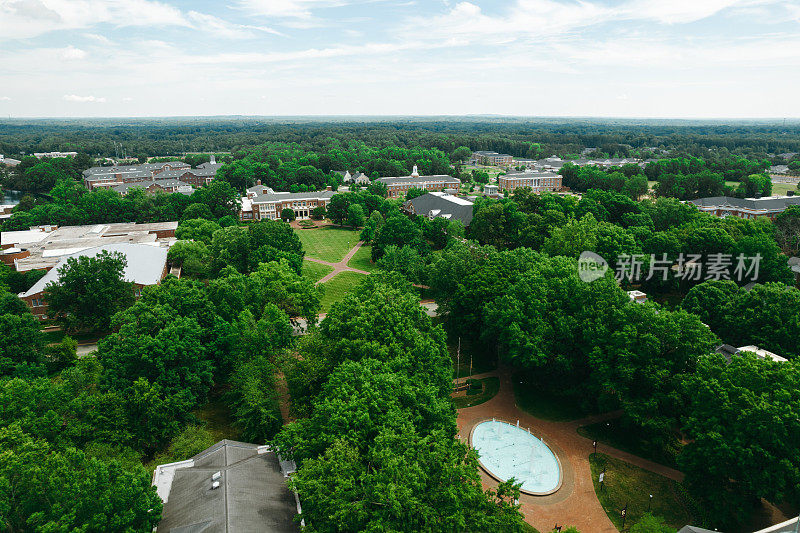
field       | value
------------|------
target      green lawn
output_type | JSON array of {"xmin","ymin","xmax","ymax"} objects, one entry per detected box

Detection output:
[
  {"xmin": 771, "ymin": 181, "xmax": 798, "ymax": 196},
  {"xmin": 589, "ymin": 453, "xmax": 693, "ymax": 531},
  {"xmin": 347, "ymin": 244, "xmax": 378, "ymax": 273},
  {"xmin": 302, "ymin": 261, "xmax": 334, "ymax": 283},
  {"xmin": 296, "ymin": 226, "xmax": 361, "ymax": 263},
  {"xmin": 319, "ymin": 271, "xmax": 368, "ymax": 312},
  {"xmin": 453, "ymin": 377, "xmax": 500, "ymax": 409},
  {"xmin": 577, "ymin": 419, "xmax": 680, "ymax": 469},
  {"xmin": 513, "ymin": 374, "xmax": 589, "ymax": 422}
]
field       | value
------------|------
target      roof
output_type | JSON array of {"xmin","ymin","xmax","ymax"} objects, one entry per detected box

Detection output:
[
  {"xmin": 677, "ymin": 527, "xmax": 718, "ymax": 533},
  {"xmin": 251, "ymin": 190, "xmax": 337, "ymax": 203},
  {"xmin": 376, "ymin": 174, "xmax": 460, "ymax": 186},
  {"xmin": 21, "ymin": 243, "xmax": 169, "ymax": 297},
  {"xmin": 501, "ymin": 171, "xmax": 561, "ymax": 180},
  {"xmin": 153, "ymin": 440, "xmax": 298, "ymax": 533},
  {"xmin": 689, "ymin": 196, "xmax": 800, "ymax": 212},
  {"xmin": 753, "ymin": 516, "xmax": 800, "ymax": 533},
  {"xmin": 403, "ymin": 192, "xmax": 474, "ymax": 227},
  {"xmin": 112, "ymin": 179, "xmax": 193, "ymax": 194}
]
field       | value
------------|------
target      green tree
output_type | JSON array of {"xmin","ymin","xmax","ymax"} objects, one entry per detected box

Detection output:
[
  {"xmin": 281, "ymin": 207, "xmax": 296, "ymax": 222},
  {"xmin": 175, "ymin": 218, "xmax": 222, "ymax": 243},
  {"xmin": 377, "ymin": 244, "xmax": 424, "ymax": 282},
  {"xmin": 346, "ymin": 203, "xmax": 365, "ymax": 228},
  {"xmin": 191, "ymin": 180, "xmax": 242, "ymax": 219},
  {"xmin": 405, "ymin": 186, "xmax": 426, "ymax": 200},
  {"xmin": 44, "ymin": 250, "xmax": 135, "ymax": 333},
  {"xmin": 168, "ymin": 240, "xmax": 212, "ymax": 279},
  {"xmin": 372, "ymin": 215, "xmax": 427, "ymax": 260}
]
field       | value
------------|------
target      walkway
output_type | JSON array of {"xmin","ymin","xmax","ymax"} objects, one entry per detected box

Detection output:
[
  {"xmin": 304, "ymin": 242, "xmax": 370, "ymax": 284},
  {"xmin": 456, "ymin": 366, "xmax": 683, "ymax": 532}
]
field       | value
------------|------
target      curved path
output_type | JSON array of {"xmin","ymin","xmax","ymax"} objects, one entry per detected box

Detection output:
[
  {"xmin": 456, "ymin": 366, "xmax": 683, "ymax": 532},
  {"xmin": 305, "ymin": 242, "xmax": 370, "ymax": 284}
]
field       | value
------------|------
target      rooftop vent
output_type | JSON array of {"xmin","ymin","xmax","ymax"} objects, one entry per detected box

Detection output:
[
  {"xmin": 211, "ymin": 481, "xmax": 220, "ymax": 490},
  {"xmin": 212, "ymin": 471, "xmax": 221, "ymax": 481}
]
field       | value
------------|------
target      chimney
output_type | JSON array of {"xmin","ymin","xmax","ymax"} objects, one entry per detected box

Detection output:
[
  {"xmin": 326, "ymin": 186, "xmax": 332, "ymax": 191},
  {"xmin": 256, "ymin": 179, "xmax": 261, "ymax": 186},
  {"xmin": 210, "ymin": 154, "xmax": 216, "ymax": 165}
]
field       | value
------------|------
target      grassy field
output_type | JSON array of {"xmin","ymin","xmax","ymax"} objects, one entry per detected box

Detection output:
[
  {"xmin": 296, "ymin": 226, "xmax": 360, "ymax": 263},
  {"xmin": 347, "ymin": 244, "xmax": 379, "ymax": 272},
  {"xmin": 453, "ymin": 377, "xmax": 500, "ymax": 409},
  {"xmin": 302, "ymin": 261, "xmax": 334, "ymax": 283},
  {"xmin": 512, "ymin": 373, "xmax": 589, "ymax": 422},
  {"xmin": 589, "ymin": 453, "xmax": 693, "ymax": 531},
  {"xmin": 319, "ymin": 271, "xmax": 368, "ymax": 312},
  {"xmin": 577, "ymin": 419, "xmax": 680, "ymax": 469},
  {"xmin": 771, "ymin": 181, "xmax": 798, "ymax": 196}
]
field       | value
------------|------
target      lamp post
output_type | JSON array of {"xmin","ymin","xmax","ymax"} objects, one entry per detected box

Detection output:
[
  {"xmin": 593, "ymin": 440, "xmax": 597, "ymax": 456},
  {"xmin": 648, "ymin": 493, "xmax": 653, "ymax": 513},
  {"xmin": 621, "ymin": 503, "xmax": 628, "ymax": 529}
]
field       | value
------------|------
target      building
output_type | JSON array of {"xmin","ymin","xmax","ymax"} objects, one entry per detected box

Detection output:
[
  {"xmin": 82, "ymin": 158, "xmax": 222, "ymax": 191},
  {"xmin": 241, "ymin": 189, "xmax": 337, "ymax": 221},
  {"xmin": 688, "ymin": 195, "xmax": 800, "ymax": 220},
  {"xmin": 470, "ymin": 151, "xmax": 514, "ymax": 166},
  {"xmin": 627, "ymin": 290, "xmax": 648, "ymax": 303},
  {"xmin": 484, "ymin": 184, "xmax": 499, "ymax": 197},
  {"xmin": 714, "ymin": 344, "xmax": 788, "ymax": 363},
  {"xmin": 112, "ymin": 179, "xmax": 194, "ymax": 196},
  {"xmin": 0, "ymin": 157, "xmax": 21, "ymax": 167},
  {"xmin": 152, "ymin": 440, "xmax": 300, "ymax": 533},
  {"xmin": 19, "ymin": 243, "xmax": 170, "ymax": 318},
  {"xmin": 1, "ymin": 221, "xmax": 177, "ymax": 272},
  {"xmin": 376, "ymin": 167, "xmax": 461, "ymax": 198},
  {"xmin": 352, "ymin": 172, "xmax": 371, "ymax": 186},
  {"xmin": 403, "ymin": 192, "xmax": 475, "ymax": 227},
  {"xmin": 498, "ymin": 171, "xmax": 562, "ymax": 193},
  {"xmin": 33, "ymin": 151, "xmax": 78, "ymax": 159}
]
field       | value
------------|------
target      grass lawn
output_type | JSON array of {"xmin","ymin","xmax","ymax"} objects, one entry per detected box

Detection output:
[
  {"xmin": 513, "ymin": 374, "xmax": 590, "ymax": 422},
  {"xmin": 771, "ymin": 181, "xmax": 798, "ymax": 196},
  {"xmin": 347, "ymin": 244, "xmax": 378, "ymax": 273},
  {"xmin": 453, "ymin": 377, "xmax": 500, "ymax": 409},
  {"xmin": 302, "ymin": 260, "xmax": 334, "ymax": 283},
  {"xmin": 577, "ymin": 419, "xmax": 680, "ymax": 469},
  {"xmin": 296, "ymin": 226, "xmax": 360, "ymax": 263},
  {"xmin": 589, "ymin": 453, "xmax": 693, "ymax": 531},
  {"xmin": 319, "ymin": 271, "xmax": 368, "ymax": 312}
]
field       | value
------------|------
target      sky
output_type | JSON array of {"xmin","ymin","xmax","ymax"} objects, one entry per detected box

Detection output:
[{"xmin": 1, "ymin": 0, "xmax": 799, "ymax": 118}]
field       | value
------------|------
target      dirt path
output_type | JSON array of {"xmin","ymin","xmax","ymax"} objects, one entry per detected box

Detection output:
[
  {"xmin": 456, "ymin": 366, "xmax": 684, "ymax": 532},
  {"xmin": 274, "ymin": 371, "xmax": 294, "ymax": 424},
  {"xmin": 305, "ymin": 242, "xmax": 371, "ymax": 284}
]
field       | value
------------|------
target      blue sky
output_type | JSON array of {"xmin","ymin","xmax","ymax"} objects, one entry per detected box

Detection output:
[{"xmin": 1, "ymin": 0, "xmax": 799, "ymax": 117}]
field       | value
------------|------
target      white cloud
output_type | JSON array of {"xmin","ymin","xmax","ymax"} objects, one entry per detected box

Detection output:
[
  {"xmin": 0, "ymin": 0, "xmax": 189, "ymax": 40},
  {"xmin": 186, "ymin": 11, "xmax": 283, "ymax": 38},
  {"xmin": 238, "ymin": 0, "xmax": 351, "ymax": 19},
  {"xmin": 63, "ymin": 94, "xmax": 106, "ymax": 102},
  {"xmin": 0, "ymin": 96, "xmax": 11, "ymax": 101},
  {"xmin": 59, "ymin": 46, "xmax": 86, "ymax": 59}
]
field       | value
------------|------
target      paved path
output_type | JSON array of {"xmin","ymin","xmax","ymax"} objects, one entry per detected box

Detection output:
[
  {"xmin": 456, "ymin": 366, "xmax": 684, "ymax": 532},
  {"xmin": 305, "ymin": 242, "xmax": 371, "ymax": 284}
]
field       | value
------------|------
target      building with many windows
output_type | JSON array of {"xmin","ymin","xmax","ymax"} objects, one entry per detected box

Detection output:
[
  {"xmin": 470, "ymin": 151, "xmax": 514, "ymax": 166},
  {"xmin": 498, "ymin": 171, "xmax": 562, "ymax": 193},
  {"xmin": 376, "ymin": 167, "xmax": 461, "ymax": 198},
  {"xmin": 82, "ymin": 158, "xmax": 222, "ymax": 190},
  {"xmin": 241, "ymin": 189, "xmax": 337, "ymax": 221}
]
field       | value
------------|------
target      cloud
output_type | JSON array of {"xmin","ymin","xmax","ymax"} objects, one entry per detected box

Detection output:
[
  {"xmin": 0, "ymin": 0, "xmax": 189, "ymax": 40},
  {"xmin": 0, "ymin": 96, "xmax": 11, "ymax": 101},
  {"xmin": 186, "ymin": 11, "xmax": 283, "ymax": 38},
  {"xmin": 63, "ymin": 94, "xmax": 106, "ymax": 103},
  {"xmin": 238, "ymin": 0, "xmax": 352, "ymax": 19},
  {"xmin": 59, "ymin": 46, "xmax": 86, "ymax": 60}
]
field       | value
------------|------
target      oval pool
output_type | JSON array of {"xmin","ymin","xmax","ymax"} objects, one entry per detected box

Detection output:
[{"xmin": 470, "ymin": 420, "xmax": 562, "ymax": 495}]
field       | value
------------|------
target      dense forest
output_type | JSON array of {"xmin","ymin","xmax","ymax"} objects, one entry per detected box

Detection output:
[{"xmin": 3, "ymin": 117, "xmax": 800, "ymax": 162}]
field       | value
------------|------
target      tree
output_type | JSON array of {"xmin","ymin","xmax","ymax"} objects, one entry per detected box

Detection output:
[
  {"xmin": 346, "ymin": 203, "xmax": 365, "ymax": 228},
  {"xmin": 168, "ymin": 240, "xmax": 212, "ymax": 279},
  {"xmin": 377, "ymin": 244, "xmax": 424, "ymax": 282},
  {"xmin": 191, "ymin": 180, "xmax": 241, "ymax": 219},
  {"xmin": 629, "ymin": 514, "xmax": 675, "ymax": 533},
  {"xmin": 360, "ymin": 210, "xmax": 384, "ymax": 243},
  {"xmin": 0, "ymin": 424, "xmax": 162, "ymax": 532},
  {"xmin": 180, "ymin": 202, "xmax": 214, "ymax": 221},
  {"xmin": 311, "ymin": 204, "xmax": 327, "ymax": 220},
  {"xmin": 405, "ymin": 186, "xmax": 426, "ymax": 200},
  {"xmin": 680, "ymin": 354, "xmax": 800, "ymax": 527},
  {"xmin": 451, "ymin": 146, "xmax": 473, "ymax": 163},
  {"xmin": 44, "ymin": 250, "xmax": 135, "ymax": 332},
  {"xmin": 774, "ymin": 205, "xmax": 800, "ymax": 256},
  {"xmin": 175, "ymin": 218, "xmax": 221, "ymax": 244},
  {"xmin": 0, "ymin": 311, "xmax": 46, "ymax": 377},
  {"xmin": 372, "ymin": 215, "xmax": 427, "ymax": 260},
  {"xmin": 281, "ymin": 207, "xmax": 296, "ymax": 222}
]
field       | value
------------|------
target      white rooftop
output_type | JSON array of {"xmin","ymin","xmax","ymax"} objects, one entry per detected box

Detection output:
[
  {"xmin": 429, "ymin": 191, "xmax": 474, "ymax": 206},
  {"xmin": 22, "ymin": 243, "xmax": 169, "ymax": 298}
]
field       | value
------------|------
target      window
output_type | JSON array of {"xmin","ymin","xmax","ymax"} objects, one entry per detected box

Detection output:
[
  {"xmin": 30, "ymin": 298, "xmax": 43, "ymax": 307},
  {"xmin": 134, "ymin": 287, "xmax": 142, "ymax": 298}
]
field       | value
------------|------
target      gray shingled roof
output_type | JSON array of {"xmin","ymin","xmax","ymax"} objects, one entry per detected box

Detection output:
[
  {"xmin": 690, "ymin": 196, "xmax": 800, "ymax": 211},
  {"xmin": 252, "ymin": 190, "xmax": 337, "ymax": 203},
  {"xmin": 156, "ymin": 440, "xmax": 298, "ymax": 533},
  {"xmin": 404, "ymin": 192, "xmax": 474, "ymax": 227}
]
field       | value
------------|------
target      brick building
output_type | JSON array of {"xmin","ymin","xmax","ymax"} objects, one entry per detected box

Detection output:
[
  {"xmin": 241, "ymin": 189, "xmax": 337, "ymax": 221},
  {"xmin": 470, "ymin": 151, "xmax": 514, "ymax": 166},
  {"xmin": 688, "ymin": 196, "xmax": 800, "ymax": 220},
  {"xmin": 82, "ymin": 158, "xmax": 221, "ymax": 190},
  {"xmin": 498, "ymin": 171, "xmax": 562, "ymax": 193},
  {"xmin": 19, "ymin": 243, "xmax": 170, "ymax": 319},
  {"xmin": 376, "ymin": 167, "xmax": 461, "ymax": 198}
]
